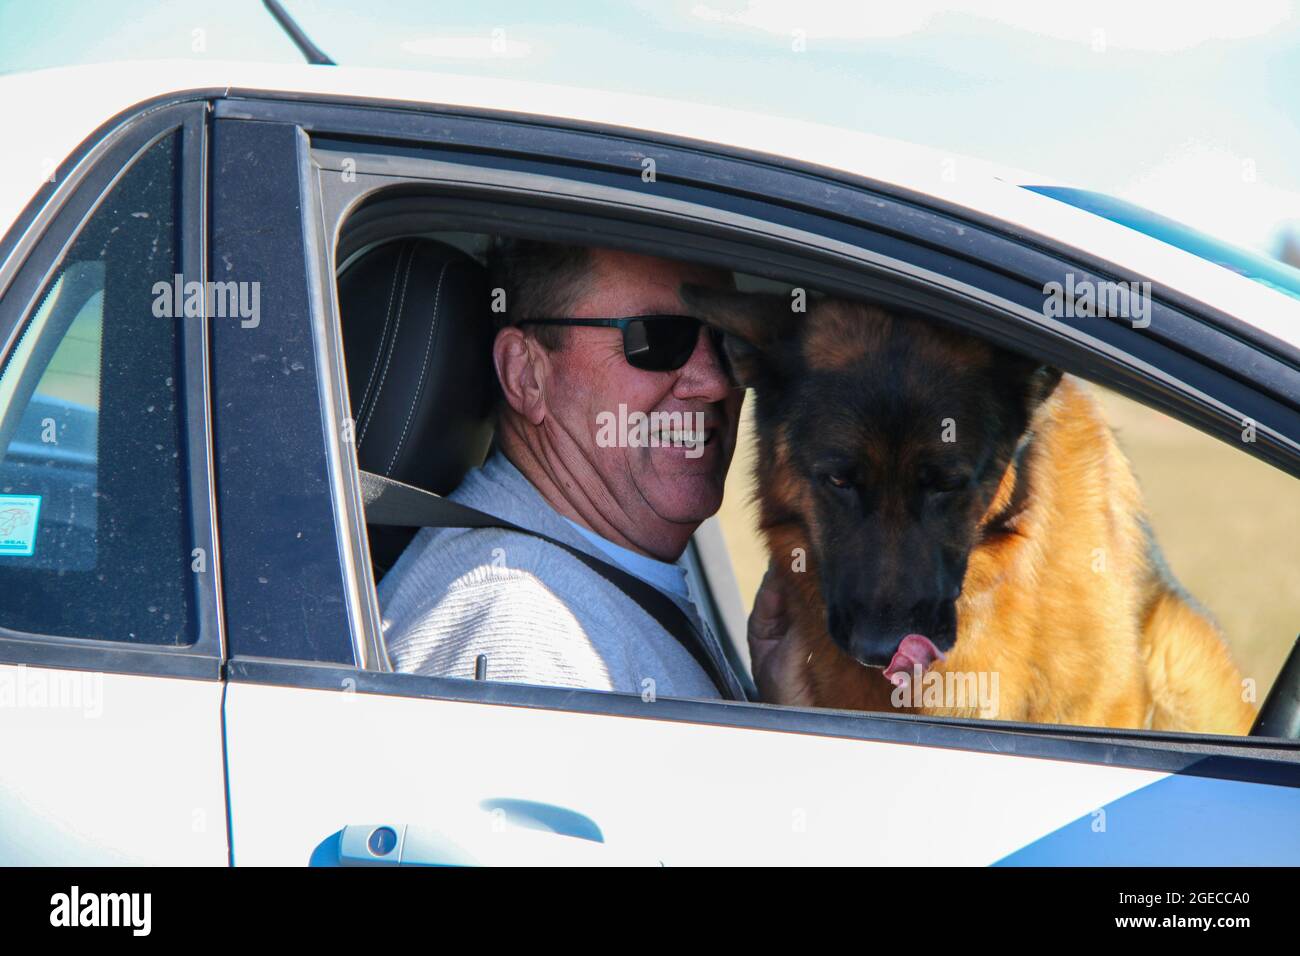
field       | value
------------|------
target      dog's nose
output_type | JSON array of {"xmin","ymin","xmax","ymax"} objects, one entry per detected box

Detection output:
[
  {"xmin": 845, "ymin": 620, "xmax": 908, "ymax": 669},
  {"xmin": 833, "ymin": 596, "xmax": 957, "ymax": 668}
]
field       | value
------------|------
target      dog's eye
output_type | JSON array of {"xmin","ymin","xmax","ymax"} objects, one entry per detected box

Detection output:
[
  {"xmin": 923, "ymin": 471, "xmax": 968, "ymax": 494},
  {"xmin": 823, "ymin": 473, "xmax": 852, "ymax": 490}
]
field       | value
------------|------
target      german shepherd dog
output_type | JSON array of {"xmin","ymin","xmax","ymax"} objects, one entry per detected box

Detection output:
[{"xmin": 683, "ymin": 287, "xmax": 1256, "ymax": 734}]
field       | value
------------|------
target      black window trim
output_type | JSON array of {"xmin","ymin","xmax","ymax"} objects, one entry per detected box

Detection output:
[
  {"xmin": 287, "ymin": 128, "xmax": 1300, "ymax": 763},
  {"xmin": 209, "ymin": 93, "xmax": 1295, "ymax": 771},
  {"xmin": 0, "ymin": 102, "xmax": 223, "ymax": 681},
  {"xmin": 208, "ymin": 118, "xmax": 360, "ymax": 668}
]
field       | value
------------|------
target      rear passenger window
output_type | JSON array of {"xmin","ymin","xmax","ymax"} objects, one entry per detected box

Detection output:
[{"xmin": 0, "ymin": 131, "xmax": 194, "ymax": 644}]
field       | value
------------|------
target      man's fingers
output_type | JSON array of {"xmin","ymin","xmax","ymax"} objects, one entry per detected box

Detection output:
[
  {"xmin": 754, "ymin": 567, "xmax": 785, "ymax": 615},
  {"xmin": 748, "ymin": 567, "xmax": 789, "ymax": 646},
  {"xmin": 750, "ymin": 599, "xmax": 783, "ymax": 635}
]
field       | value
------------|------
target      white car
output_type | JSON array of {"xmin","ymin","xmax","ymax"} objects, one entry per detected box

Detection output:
[{"xmin": 0, "ymin": 57, "xmax": 1297, "ymax": 866}]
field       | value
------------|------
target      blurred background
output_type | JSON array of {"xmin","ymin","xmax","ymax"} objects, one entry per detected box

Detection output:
[{"xmin": 2, "ymin": 0, "xmax": 1295, "ymax": 699}]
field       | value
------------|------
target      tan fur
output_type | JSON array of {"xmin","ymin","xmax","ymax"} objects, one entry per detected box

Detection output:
[{"xmin": 760, "ymin": 375, "xmax": 1257, "ymax": 733}]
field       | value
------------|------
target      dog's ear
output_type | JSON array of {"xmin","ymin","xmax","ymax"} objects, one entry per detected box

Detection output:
[
  {"xmin": 999, "ymin": 354, "xmax": 1063, "ymax": 419},
  {"xmin": 1024, "ymin": 364, "xmax": 1064, "ymax": 411},
  {"xmin": 680, "ymin": 284, "xmax": 799, "ymax": 388}
]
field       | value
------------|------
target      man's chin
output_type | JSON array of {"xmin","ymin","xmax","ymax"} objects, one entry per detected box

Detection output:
[
  {"xmin": 629, "ymin": 443, "xmax": 732, "ymax": 517},
  {"xmin": 641, "ymin": 481, "xmax": 726, "ymax": 525}
]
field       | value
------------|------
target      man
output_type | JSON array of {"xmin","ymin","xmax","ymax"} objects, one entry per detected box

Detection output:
[{"xmin": 379, "ymin": 239, "xmax": 787, "ymax": 701}]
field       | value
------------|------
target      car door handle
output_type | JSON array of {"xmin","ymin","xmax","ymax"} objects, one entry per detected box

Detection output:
[{"xmin": 328, "ymin": 801, "xmax": 661, "ymax": 866}]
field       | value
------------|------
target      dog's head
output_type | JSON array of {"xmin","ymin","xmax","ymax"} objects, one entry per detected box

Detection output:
[{"xmin": 683, "ymin": 285, "xmax": 1061, "ymax": 676}]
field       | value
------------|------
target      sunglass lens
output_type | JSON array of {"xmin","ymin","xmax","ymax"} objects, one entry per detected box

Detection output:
[
  {"xmin": 624, "ymin": 317, "xmax": 701, "ymax": 371},
  {"xmin": 708, "ymin": 327, "xmax": 737, "ymax": 386}
]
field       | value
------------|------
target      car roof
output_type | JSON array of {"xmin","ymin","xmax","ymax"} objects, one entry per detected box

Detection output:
[{"xmin": 1, "ymin": 59, "xmax": 1297, "ymax": 349}]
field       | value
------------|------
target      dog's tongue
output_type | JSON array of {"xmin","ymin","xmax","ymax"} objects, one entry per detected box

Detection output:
[{"xmin": 883, "ymin": 634, "xmax": 946, "ymax": 685}]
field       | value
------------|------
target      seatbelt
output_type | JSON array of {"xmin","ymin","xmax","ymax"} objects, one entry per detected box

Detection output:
[{"xmin": 359, "ymin": 470, "xmax": 742, "ymax": 701}]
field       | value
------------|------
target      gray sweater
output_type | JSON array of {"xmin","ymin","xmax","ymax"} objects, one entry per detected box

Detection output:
[{"xmin": 378, "ymin": 450, "xmax": 747, "ymax": 701}]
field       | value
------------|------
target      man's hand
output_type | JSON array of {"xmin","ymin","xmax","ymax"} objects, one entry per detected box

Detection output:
[{"xmin": 747, "ymin": 565, "xmax": 809, "ymax": 705}]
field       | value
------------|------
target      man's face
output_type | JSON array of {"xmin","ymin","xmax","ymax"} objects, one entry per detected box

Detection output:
[{"xmin": 540, "ymin": 249, "xmax": 743, "ymax": 533}]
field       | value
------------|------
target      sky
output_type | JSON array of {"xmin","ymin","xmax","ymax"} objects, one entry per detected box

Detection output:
[{"xmin": 1, "ymin": 0, "xmax": 1298, "ymax": 258}]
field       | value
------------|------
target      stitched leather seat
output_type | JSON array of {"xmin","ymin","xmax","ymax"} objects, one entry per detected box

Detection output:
[{"xmin": 338, "ymin": 238, "xmax": 496, "ymax": 574}]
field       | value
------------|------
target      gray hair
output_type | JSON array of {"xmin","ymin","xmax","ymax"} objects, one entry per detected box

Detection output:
[{"xmin": 487, "ymin": 237, "xmax": 593, "ymax": 349}]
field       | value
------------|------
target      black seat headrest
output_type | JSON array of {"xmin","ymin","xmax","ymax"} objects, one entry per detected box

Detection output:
[{"xmin": 338, "ymin": 238, "xmax": 495, "ymax": 496}]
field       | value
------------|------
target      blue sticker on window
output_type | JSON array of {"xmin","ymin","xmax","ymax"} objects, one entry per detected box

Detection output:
[{"xmin": 0, "ymin": 495, "xmax": 42, "ymax": 557}]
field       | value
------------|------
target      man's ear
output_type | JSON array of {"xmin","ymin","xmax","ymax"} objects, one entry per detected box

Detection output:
[
  {"xmin": 680, "ymin": 284, "xmax": 799, "ymax": 388},
  {"xmin": 493, "ymin": 326, "xmax": 548, "ymax": 425}
]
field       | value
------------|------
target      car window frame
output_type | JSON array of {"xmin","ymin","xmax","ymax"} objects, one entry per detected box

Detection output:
[
  {"xmin": 0, "ymin": 101, "xmax": 222, "ymax": 679},
  {"xmin": 207, "ymin": 117, "xmax": 365, "ymax": 669},
  {"xmin": 219, "ymin": 91, "xmax": 1300, "ymax": 770}
]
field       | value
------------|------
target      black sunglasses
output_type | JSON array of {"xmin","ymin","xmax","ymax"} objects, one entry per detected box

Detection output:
[{"xmin": 516, "ymin": 314, "xmax": 731, "ymax": 377}]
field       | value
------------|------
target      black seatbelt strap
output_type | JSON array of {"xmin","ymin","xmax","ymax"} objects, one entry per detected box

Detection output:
[{"xmin": 359, "ymin": 470, "xmax": 740, "ymax": 701}]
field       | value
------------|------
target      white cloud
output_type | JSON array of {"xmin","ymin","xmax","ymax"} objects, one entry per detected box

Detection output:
[
  {"xmin": 399, "ymin": 33, "xmax": 533, "ymax": 59},
  {"xmin": 1118, "ymin": 141, "xmax": 1300, "ymax": 253},
  {"xmin": 685, "ymin": 0, "xmax": 1294, "ymax": 52},
  {"xmin": 689, "ymin": 1, "xmax": 936, "ymax": 39}
]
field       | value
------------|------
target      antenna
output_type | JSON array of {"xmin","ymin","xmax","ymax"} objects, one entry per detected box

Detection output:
[{"xmin": 262, "ymin": 0, "xmax": 336, "ymax": 66}]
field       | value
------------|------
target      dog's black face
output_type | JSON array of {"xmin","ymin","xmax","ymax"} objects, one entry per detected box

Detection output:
[
  {"xmin": 784, "ymin": 334, "xmax": 1036, "ymax": 668},
  {"xmin": 682, "ymin": 287, "xmax": 1061, "ymax": 670}
]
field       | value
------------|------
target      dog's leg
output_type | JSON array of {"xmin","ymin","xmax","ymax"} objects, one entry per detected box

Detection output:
[{"xmin": 1141, "ymin": 590, "xmax": 1257, "ymax": 734}]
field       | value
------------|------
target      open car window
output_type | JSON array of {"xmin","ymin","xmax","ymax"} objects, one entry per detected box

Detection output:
[{"xmin": 209, "ymin": 103, "xmax": 1300, "ymax": 755}]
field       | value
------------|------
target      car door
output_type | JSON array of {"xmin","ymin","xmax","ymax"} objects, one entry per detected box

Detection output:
[
  {"xmin": 0, "ymin": 103, "xmax": 227, "ymax": 864},
  {"xmin": 213, "ymin": 96, "xmax": 1300, "ymax": 866}
]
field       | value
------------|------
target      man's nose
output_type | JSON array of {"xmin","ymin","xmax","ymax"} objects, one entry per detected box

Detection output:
[{"xmin": 673, "ymin": 327, "xmax": 731, "ymax": 402}]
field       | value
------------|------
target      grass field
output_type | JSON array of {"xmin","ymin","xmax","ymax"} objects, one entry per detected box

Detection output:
[{"xmin": 716, "ymin": 382, "xmax": 1299, "ymax": 706}]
